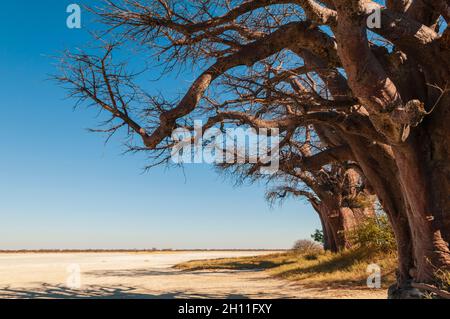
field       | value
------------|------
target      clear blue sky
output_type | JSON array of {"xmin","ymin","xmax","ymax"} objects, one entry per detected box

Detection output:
[{"xmin": 0, "ymin": 1, "xmax": 319, "ymax": 250}]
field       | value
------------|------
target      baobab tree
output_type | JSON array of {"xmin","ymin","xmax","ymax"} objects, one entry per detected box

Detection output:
[
  {"xmin": 272, "ymin": 159, "xmax": 377, "ymax": 253},
  {"xmin": 57, "ymin": 0, "xmax": 449, "ymax": 297},
  {"xmin": 266, "ymin": 160, "xmax": 376, "ymax": 253},
  {"xmin": 218, "ymin": 126, "xmax": 376, "ymax": 252}
]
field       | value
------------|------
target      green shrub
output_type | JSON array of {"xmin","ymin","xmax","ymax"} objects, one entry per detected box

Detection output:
[
  {"xmin": 311, "ymin": 229, "xmax": 324, "ymax": 244},
  {"xmin": 346, "ymin": 214, "xmax": 397, "ymax": 252}
]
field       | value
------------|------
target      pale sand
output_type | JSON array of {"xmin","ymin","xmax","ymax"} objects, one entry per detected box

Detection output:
[{"xmin": 0, "ymin": 252, "xmax": 386, "ymax": 299}]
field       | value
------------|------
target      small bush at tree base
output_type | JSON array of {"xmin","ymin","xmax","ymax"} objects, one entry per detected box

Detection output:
[
  {"xmin": 346, "ymin": 213, "xmax": 396, "ymax": 252},
  {"xmin": 292, "ymin": 239, "xmax": 323, "ymax": 255}
]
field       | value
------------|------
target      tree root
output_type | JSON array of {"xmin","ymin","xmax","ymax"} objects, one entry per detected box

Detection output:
[{"xmin": 411, "ymin": 283, "xmax": 450, "ymax": 299}]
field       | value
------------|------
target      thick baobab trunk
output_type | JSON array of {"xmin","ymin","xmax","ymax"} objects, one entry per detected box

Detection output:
[
  {"xmin": 299, "ymin": 123, "xmax": 377, "ymax": 252},
  {"xmin": 332, "ymin": 2, "xmax": 450, "ymax": 293},
  {"xmin": 330, "ymin": 206, "xmax": 375, "ymax": 250},
  {"xmin": 303, "ymin": 48, "xmax": 418, "ymax": 292},
  {"xmin": 317, "ymin": 209, "xmax": 332, "ymax": 251},
  {"xmin": 374, "ymin": 35, "xmax": 450, "ymax": 287},
  {"xmin": 336, "ymin": 109, "xmax": 447, "ymax": 295},
  {"xmin": 313, "ymin": 201, "xmax": 347, "ymax": 252},
  {"xmin": 314, "ymin": 192, "xmax": 376, "ymax": 253},
  {"xmin": 392, "ymin": 99, "xmax": 450, "ymax": 284},
  {"xmin": 343, "ymin": 133, "xmax": 416, "ymax": 291},
  {"xmin": 313, "ymin": 201, "xmax": 338, "ymax": 252}
]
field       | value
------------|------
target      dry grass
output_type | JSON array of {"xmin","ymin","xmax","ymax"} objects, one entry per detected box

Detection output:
[
  {"xmin": 176, "ymin": 248, "xmax": 398, "ymax": 289},
  {"xmin": 435, "ymin": 269, "xmax": 450, "ymax": 291}
]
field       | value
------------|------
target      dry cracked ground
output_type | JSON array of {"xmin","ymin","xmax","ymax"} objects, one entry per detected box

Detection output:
[{"xmin": 0, "ymin": 252, "xmax": 386, "ymax": 299}]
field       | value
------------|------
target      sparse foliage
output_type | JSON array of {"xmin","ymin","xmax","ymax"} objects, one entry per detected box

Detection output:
[
  {"xmin": 346, "ymin": 214, "xmax": 396, "ymax": 252},
  {"xmin": 311, "ymin": 229, "xmax": 324, "ymax": 244},
  {"xmin": 292, "ymin": 239, "xmax": 323, "ymax": 255}
]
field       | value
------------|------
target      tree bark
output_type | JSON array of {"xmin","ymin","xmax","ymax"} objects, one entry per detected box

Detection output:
[
  {"xmin": 313, "ymin": 201, "xmax": 338, "ymax": 252},
  {"xmin": 332, "ymin": 1, "xmax": 450, "ymax": 291},
  {"xmin": 392, "ymin": 98, "xmax": 450, "ymax": 284},
  {"xmin": 313, "ymin": 182, "xmax": 376, "ymax": 253},
  {"xmin": 342, "ymin": 133, "xmax": 416, "ymax": 289}
]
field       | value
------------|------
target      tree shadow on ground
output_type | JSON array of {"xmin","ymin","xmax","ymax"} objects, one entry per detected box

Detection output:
[
  {"xmin": 179, "ymin": 260, "xmax": 294, "ymax": 272},
  {"xmin": 85, "ymin": 268, "xmax": 250, "ymax": 278},
  {"xmin": 275, "ymin": 249, "xmax": 373, "ymax": 279},
  {"xmin": 0, "ymin": 284, "xmax": 254, "ymax": 299}
]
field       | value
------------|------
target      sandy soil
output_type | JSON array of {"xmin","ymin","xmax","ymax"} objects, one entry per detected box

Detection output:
[{"xmin": 0, "ymin": 252, "xmax": 386, "ymax": 299}]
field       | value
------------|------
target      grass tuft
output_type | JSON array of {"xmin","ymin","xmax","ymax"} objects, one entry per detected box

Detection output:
[{"xmin": 175, "ymin": 248, "xmax": 397, "ymax": 289}]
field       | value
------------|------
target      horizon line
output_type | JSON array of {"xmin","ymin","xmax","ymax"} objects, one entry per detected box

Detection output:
[{"xmin": 0, "ymin": 248, "xmax": 288, "ymax": 253}]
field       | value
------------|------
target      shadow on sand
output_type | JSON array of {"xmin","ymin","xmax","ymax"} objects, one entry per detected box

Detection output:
[
  {"xmin": 0, "ymin": 284, "xmax": 252, "ymax": 299},
  {"xmin": 84, "ymin": 268, "xmax": 250, "ymax": 278}
]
